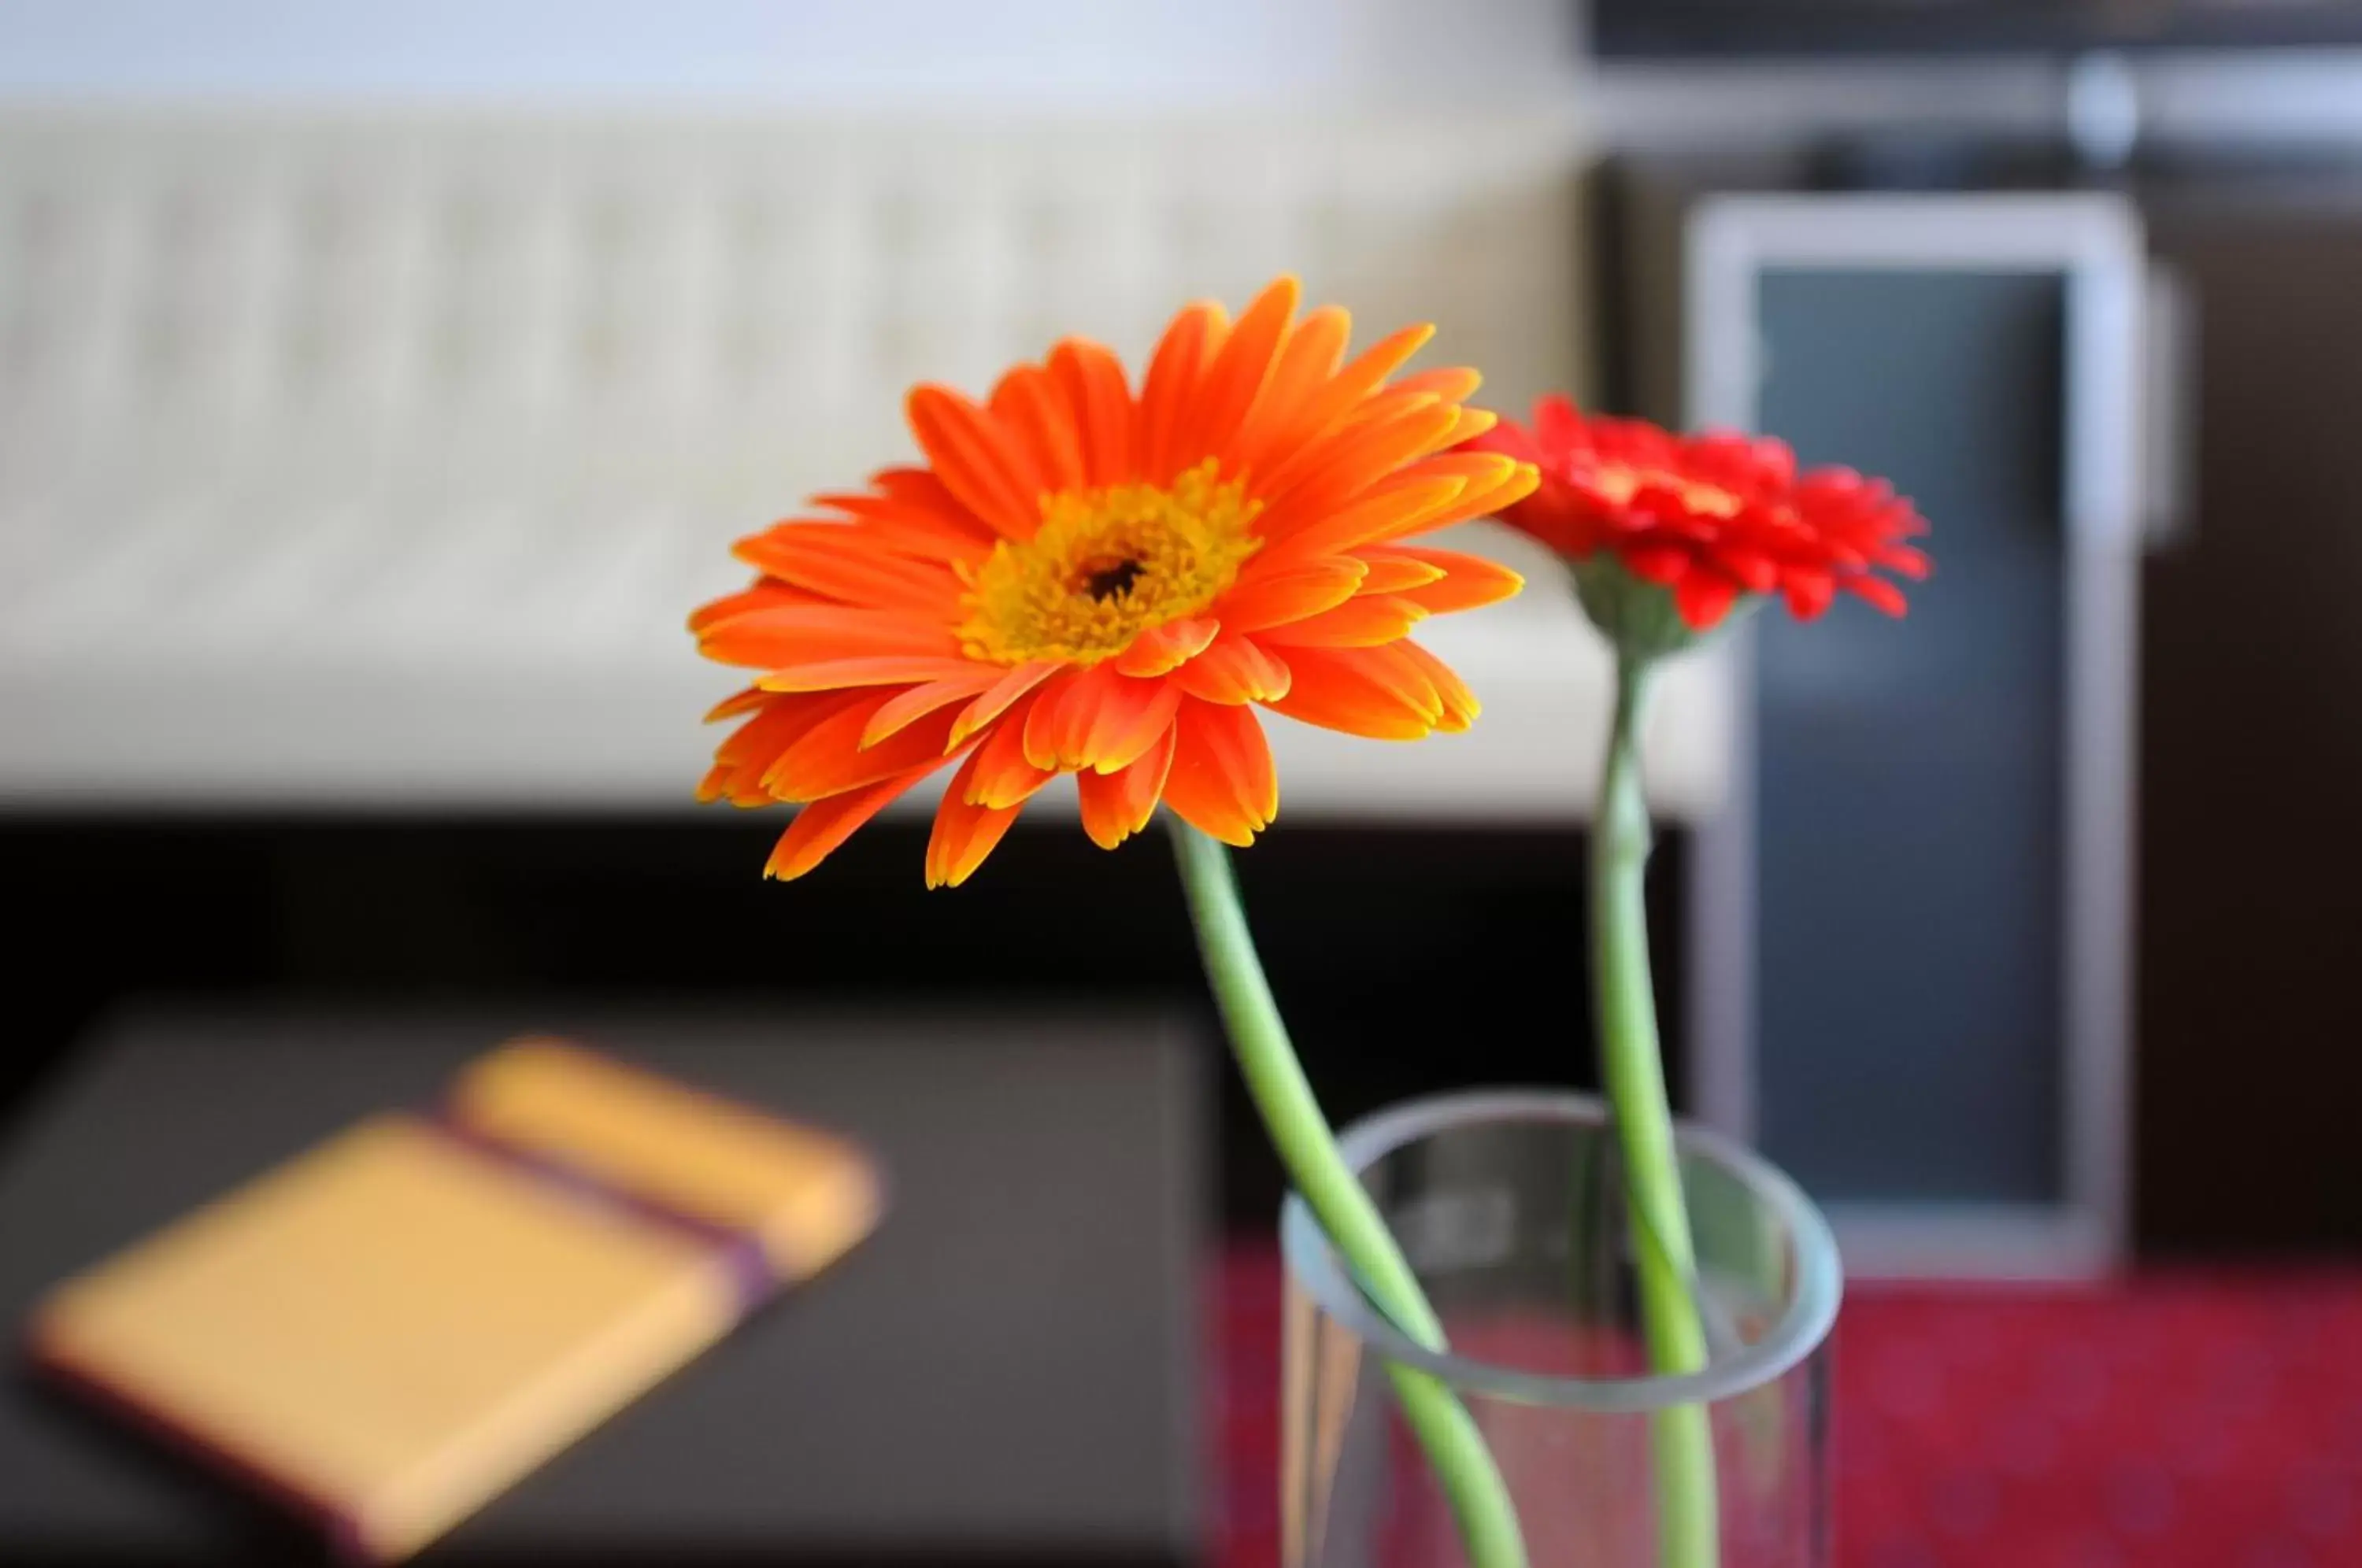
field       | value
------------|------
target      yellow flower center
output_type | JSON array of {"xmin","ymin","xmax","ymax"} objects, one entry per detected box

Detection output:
[
  {"xmin": 1594, "ymin": 464, "xmax": 1743, "ymax": 519},
  {"xmin": 956, "ymin": 459, "xmax": 1263, "ymax": 667}
]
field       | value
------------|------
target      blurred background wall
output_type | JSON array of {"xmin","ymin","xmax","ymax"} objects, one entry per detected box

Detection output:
[
  {"xmin": 0, "ymin": 1, "xmax": 1584, "ymax": 106},
  {"xmin": 7, "ymin": 0, "xmax": 2362, "ymax": 142}
]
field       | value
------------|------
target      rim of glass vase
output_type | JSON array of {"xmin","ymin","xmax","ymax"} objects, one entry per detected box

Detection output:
[{"xmin": 1279, "ymin": 1088, "xmax": 1842, "ymax": 1412}]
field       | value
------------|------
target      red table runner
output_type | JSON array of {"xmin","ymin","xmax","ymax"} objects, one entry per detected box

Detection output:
[{"xmin": 1211, "ymin": 1241, "xmax": 2362, "ymax": 1568}]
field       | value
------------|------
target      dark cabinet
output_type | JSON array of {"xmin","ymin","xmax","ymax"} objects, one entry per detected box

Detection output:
[{"xmin": 2137, "ymin": 183, "xmax": 2362, "ymax": 1255}]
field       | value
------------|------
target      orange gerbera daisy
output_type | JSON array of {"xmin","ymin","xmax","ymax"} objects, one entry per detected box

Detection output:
[{"xmin": 691, "ymin": 276, "xmax": 1539, "ymax": 886}]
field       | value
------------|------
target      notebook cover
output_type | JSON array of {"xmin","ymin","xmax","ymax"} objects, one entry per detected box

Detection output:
[{"xmin": 24, "ymin": 1038, "xmax": 884, "ymax": 1562}]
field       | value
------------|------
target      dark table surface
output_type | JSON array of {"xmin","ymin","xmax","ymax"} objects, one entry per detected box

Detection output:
[{"xmin": 0, "ymin": 1006, "xmax": 1209, "ymax": 1566}]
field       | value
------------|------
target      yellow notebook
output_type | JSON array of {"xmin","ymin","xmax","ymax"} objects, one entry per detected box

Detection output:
[{"xmin": 27, "ymin": 1037, "xmax": 884, "ymax": 1562}]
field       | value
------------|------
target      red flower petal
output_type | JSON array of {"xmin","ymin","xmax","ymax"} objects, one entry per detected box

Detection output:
[
  {"xmin": 1674, "ymin": 571, "xmax": 1742, "ymax": 631},
  {"xmin": 1849, "ymin": 576, "xmax": 1908, "ymax": 617}
]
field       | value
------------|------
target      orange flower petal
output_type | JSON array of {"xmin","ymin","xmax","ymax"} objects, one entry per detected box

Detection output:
[
  {"xmin": 947, "ymin": 659, "xmax": 1063, "ymax": 749},
  {"xmin": 1253, "ymin": 473, "xmax": 1468, "ymax": 563},
  {"xmin": 1113, "ymin": 616, "xmax": 1220, "ymax": 678},
  {"xmin": 1351, "ymin": 550, "xmax": 1449, "ymax": 594},
  {"xmin": 765, "ymin": 763, "xmax": 942, "ymax": 881},
  {"xmin": 861, "ymin": 668, "xmax": 1005, "ymax": 749},
  {"xmin": 1021, "ymin": 663, "xmax": 1142, "ymax": 771},
  {"xmin": 1047, "ymin": 338, "xmax": 1135, "ymax": 488},
  {"xmin": 1231, "ymin": 305, "xmax": 1350, "ymax": 475},
  {"xmin": 990, "ymin": 363, "xmax": 1086, "ymax": 496},
  {"xmin": 1187, "ymin": 274, "xmax": 1298, "ymax": 468},
  {"xmin": 703, "ymin": 686, "xmax": 770, "ymax": 723},
  {"xmin": 1246, "ymin": 321, "xmax": 1435, "ymax": 475},
  {"xmin": 1411, "ymin": 449, "xmax": 1529, "ymax": 493},
  {"xmin": 1394, "ymin": 640, "xmax": 1480, "ymax": 732},
  {"xmin": 1220, "ymin": 559, "xmax": 1369, "ymax": 633},
  {"xmin": 1172, "ymin": 634, "xmax": 1292, "ymax": 704},
  {"xmin": 712, "ymin": 692, "xmax": 871, "ymax": 790},
  {"xmin": 698, "ymin": 605, "xmax": 961, "ymax": 669},
  {"xmin": 734, "ymin": 527, "xmax": 964, "ymax": 614},
  {"xmin": 809, "ymin": 492, "xmax": 991, "ymax": 560},
  {"xmin": 1388, "ymin": 547, "xmax": 1527, "ymax": 613},
  {"xmin": 966, "ymin": 691, "xmax": 1058, "ymax": 808},
  {"xmin": 1135, "ymin": 300, "xmax": 1228, "ymax": 485},
  {"xmin": 1267, "ymin": 645, "xmax": 1442, "ymax": 740},
  {"xmin": 1161, "ymin": 700, "xmax": 1277, "ymax": 846},
  {"xmin": 1443, "ymin": 405, "xmax": 1497, "ymax": 446},
  {"xmin": 1018, "ymin": 667, "xmax": 1079, "ymax": 771},
  {"xmin": 1083, "ymin": 676, "xmax": 1182, "ymax": 775},
  {"xmin": 1384, "ymin": 366, "xmax": 1483, "ymax": 405},
  {"xmin": 1253, "ymin": 392, "xmax": 1435, "ymax": 503},
  {"xmin": 906, "ymin": 383, "xmax": 1042, "ymax": 540},
  {"xmin": 689, "ymin": 577, "xmax": 824, "ymax": 634},
  {"xmin": 1255, "ymin": 594, "xmax": 1427, "ymax": 649},
  {"xmin": 700, "ymin": 752, "xmax": 798, "ymax": 808},
  {"xmin": 927, "ymin": 747, "xmax": 1025, "ymax": 889},
  {"xmin": 1266, "ymin": 450, "xmax": 1531, "ymax": 552},
  {"xmin": 1075, "ymin": 723, "xmax": 1178, "ymax": 850},
  {"xmin": 865, "ymin": 466, "xmax": 1003, "ymax": 545},
  {"xmin": 757, "ymin": 656, "xmax": 983, "ymax": 693},
  {"xmin": 1338, "ymin": 383, "xmax": 1461, "ymax": 433},
  {"xmin": 719, "ymin": 773, "xmax": 778, "ymax": 808},
  {"xmin": 764, "ymin": 695, "xmax": 962, "ymax": 803},
  {"xmin": 1253, "ymin": 400, "xmax": 1464, "ymax": 527},
  {"xmin": 1204, "ymin": 701, "xmax": 1279, "ymax": 825},
  {"xmin": 1438, "ymin": 455, "xmax": 1541, "ymax": 526}
]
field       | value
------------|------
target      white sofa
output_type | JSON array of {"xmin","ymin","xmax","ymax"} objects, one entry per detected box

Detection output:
[{"xmin": 0, "ymin": 109, "xmax": 1729, "ymax": 819}]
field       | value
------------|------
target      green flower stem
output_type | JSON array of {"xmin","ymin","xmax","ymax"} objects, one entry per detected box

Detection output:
[
  {"xmin": 1168, "ymin": 819, "xmax": 1527, "ymax": 1568},
  {"xmin": 1594, "ymin": 656, "xmax": 1720, "ymax": 1568}
]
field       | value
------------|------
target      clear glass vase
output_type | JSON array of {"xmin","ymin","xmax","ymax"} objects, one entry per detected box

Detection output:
[{"xmin": 1279, "ymin": 1090, "xmax": 1842, "ymax": 1568}]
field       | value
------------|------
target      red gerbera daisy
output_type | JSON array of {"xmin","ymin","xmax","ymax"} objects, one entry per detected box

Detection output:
[{"xmin": 1465, "ymin": 394, "xmax": 1930, "ymax": 631}]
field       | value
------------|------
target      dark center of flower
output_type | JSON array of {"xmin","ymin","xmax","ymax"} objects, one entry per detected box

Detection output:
[{"xmin": 1081, "ymin": 557, "xmax": 1147, "ymax": 602}]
